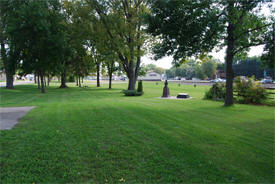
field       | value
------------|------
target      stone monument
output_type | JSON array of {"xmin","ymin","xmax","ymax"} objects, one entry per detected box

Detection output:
[
  {"xmin": 177, "ymin": 93, "xmax": 190, "ymax": 99},
  {"xmin": 162, "ymin": 80, "xmax": 170, "ymax": 97}
]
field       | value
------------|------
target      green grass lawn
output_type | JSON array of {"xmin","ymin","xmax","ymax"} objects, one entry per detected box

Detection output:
[{"xmin": 0, "ymin": 82, "xmax": 274, "ymax": 183}]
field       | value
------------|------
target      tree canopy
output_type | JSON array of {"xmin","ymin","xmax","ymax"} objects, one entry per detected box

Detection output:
[
  {"xmin": 261, "ymin": 18, "xmax": 275, "ymax": 70},
  {"xmin": 147, "ymin": 0, "xmax": 273, "ymax": 106},
  {"xmin": 1, "ymin": 0, "xmax": 273, "ymax": 97},
  {"xmin": 88, "ymin": 0, "xmax": 150, "ymax": 90},
  {"xmin": 3, "ymin": 0, "xmax": 67, "ymax": 92}
]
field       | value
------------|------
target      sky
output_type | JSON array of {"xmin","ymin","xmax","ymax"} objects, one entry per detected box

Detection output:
[
  {"xmin": 142, "ymin": 45, "xmax": 265, "ymax": 69},
  {"xmin": 142, "ymin": 2, "xmax": 274, "ymax": 69}
]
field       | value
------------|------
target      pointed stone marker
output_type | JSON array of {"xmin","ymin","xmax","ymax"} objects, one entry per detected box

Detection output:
[{"xmin": 162, "ymin": 80, "xmax": 170, "ymax": 97}]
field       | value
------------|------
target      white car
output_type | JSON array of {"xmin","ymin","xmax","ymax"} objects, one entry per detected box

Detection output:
[
  {"xmin": 260, "ymin": 79, "xmax": 273, "ymax": 84},
  {"xmin": 211, "ymin": 78, "xmax": 226, "ymax": 83}
]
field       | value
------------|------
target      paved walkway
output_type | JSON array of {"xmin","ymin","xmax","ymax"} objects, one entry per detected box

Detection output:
[{"xmin": 0, "ymin": 106, "xmax": 35, "ymax": 130}]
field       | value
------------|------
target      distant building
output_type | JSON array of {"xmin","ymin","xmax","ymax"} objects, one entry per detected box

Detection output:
[{"xmin": 138, "ymin": 71, "xmax": 162, "ymax": 81}]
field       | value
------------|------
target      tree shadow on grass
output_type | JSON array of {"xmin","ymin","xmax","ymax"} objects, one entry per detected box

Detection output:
[{"xmin": 0, "ymin": 85, "xmax": 128, "ymax": 107}]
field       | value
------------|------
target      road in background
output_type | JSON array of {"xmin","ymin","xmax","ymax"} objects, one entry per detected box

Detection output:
[
  {"xmin": 0, "ymin": 80, "xmax": 274, "ymax": 89},
  {"xmin": 0, "ymin": 81, "xmax": 34, "ymax": 87},
  {"xmin": 167, "ymin": 80, "xmax": 275, "ymax": 89}
]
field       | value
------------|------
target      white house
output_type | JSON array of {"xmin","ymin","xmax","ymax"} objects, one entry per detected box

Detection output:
[{"xmin": 138, "ymin": 71, "xmax": 162, "ymax": 81}]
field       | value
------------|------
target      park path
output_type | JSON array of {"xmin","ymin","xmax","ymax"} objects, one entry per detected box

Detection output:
[{"xmin": 0, "ymin": 106, "xmax": 35, "ymax": 130}]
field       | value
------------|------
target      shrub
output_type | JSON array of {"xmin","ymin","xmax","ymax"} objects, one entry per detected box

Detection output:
[
  {"xmin": 234, "ymin": 76, "xmax": 268, "ymax": 104},
  {"xmin": 204, "ymin": 82, "xmax": 226, "ymax": 100},
  {"xmin": 137, "ymin": 80, "xmax": 143, "ymax": 93},
  {"xmin": 122, "ymin": 90, "xmax": 143, "ymax": 96},
  {"xmin": 205, "ymin": 76, "xmax": 268, "ymax": 104}
]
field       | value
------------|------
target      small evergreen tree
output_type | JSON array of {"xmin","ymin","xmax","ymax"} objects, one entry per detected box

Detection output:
[{"xmin": 137, "ymin": 80, "xmax": 143, "ymax": 93}]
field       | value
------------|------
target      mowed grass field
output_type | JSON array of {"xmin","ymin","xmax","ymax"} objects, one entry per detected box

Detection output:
[{"xmin": 0, "ymin": 82, "xmax": 274, "ymax": 183}]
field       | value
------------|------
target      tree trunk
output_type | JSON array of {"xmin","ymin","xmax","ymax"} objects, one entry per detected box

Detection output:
[
  {"xmin": 78, "ymin": 76, "xmax": 81, "ymax": 87},
  {"xmin": 109, "ymin": 72, "xmax": 112, "ymax": 89},
  {"xmin": 34, "ymin": 75, "xmax": 37, "ymax": 84},
  {"xmin": 225, "ymin": 54, "xmax": 234, "ymax": 106},
  {"xmin": 5, "ymin": 73, "xmax": 14, "ymax": 89},
  {"xmin": 37, "ymin": 75, "xmax": 41, "ymax": 89},
  {"xmin": 76, "ymin": 76, "xmax": 78, "ymax": 86},
  {"xmin": 128, "ymin": 75, "xmax": 136, "ymax": 90},
  {"xmin": 82, "ymin": 77, "xmax": 83, "ymax": 83},
  {"xmin": 40, "ymin": 74, "xmax": 45, "ymax": 93},
  {"xmin": 59, "ymin": 72, "xmax": 68, "ymax": 88},
  {"xmin": 1, "ymin": 39, "xmax": 14, "ymax": 89},
  {"xmin": 47, "ymin": 75, "xmax": 50, "ymax": 86},
  {"xmin": 44, "ymin": 75, "xmax": 47, "ymax": 87},
  {"xmin": 224, "ymin": 4, "xmax": 235, "ymax": 106},
  {"xmin": 96, "ymin": 63, "xmax": 100, "ymax": 87},
  {"xmin": 127, "ymin": 61, "xmax": 136, "ymax": 90},
  {"xmin": 126, "ymin": 43, "xmax": 141, "ymax": 90},
  {"xmin": 134, "ymin": 44, "xmax": 142, "ymax": 84}
]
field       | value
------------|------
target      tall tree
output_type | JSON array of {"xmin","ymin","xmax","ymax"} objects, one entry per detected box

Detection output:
[
  {"xmin": 261, "ymin": 18, "xmax": 275, "ymax": 70},
  {"xmin": 105, "ymin": 57, "xmax": 117, "ymax": 89},
  {"xmin": 89, "ymin": 20, "xmax": 118, "ymax": 89},
  {"xmin": 0, "ymin": 0, "xmax": 25, "ymax": 89},
  {"xmin": 95, "ymin": 54, "xmax": 101, "ymax": 88},
  {"xmin": 201, "ymin": 59, "xmax": 217, "ymax": 79},
  {"xmin": 87, "ymin": 47, "xmax": 102, "ymax": 87},
  {"xmin": 7, "ymin": 0, "xmax": 67, "ymax": 93},
  {"xmin": 233, "ymin": 56, "xmax": 274, "ymax": 79},
  {"xmin": 100, "ymin": 50, "xmax": 118, "ymax": 89},
  {"xmin": 144, "ymin": 64, "xmax": 165, "ymax": 74},
  {"xmin": 88, "ymin": 0, "xmax": 149, "ymax": 90},
  {"xmin": 62, "ymin": 0, "xmax": 95, "ymax": 88},
  {"xmin": 147, "ymin": 0, "xmax": 271, "ymax": 106}
]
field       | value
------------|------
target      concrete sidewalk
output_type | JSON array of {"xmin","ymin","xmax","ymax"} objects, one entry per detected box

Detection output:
[{"xmin": 0, "ymin": 106, "xmax": 35, "ymax": 130}]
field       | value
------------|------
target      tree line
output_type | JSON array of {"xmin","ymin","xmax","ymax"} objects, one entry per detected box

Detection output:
[
  {"xmin": 0, "ymin": 0, "xmax": 274, "ymax": 106},
  {"xmin": 147, "ymin": 0, "xmax": 274, "ymax": 106},
  {"xmin": 165, "ymin": 59, "xmax": 217, "ymax": 80},
  {"xmin": 165, "ymin": 56, "xmax": 275, "ymax": 80},
  {"xmin": 0, "ymin": 0, "xmax": 148, "ymax": 93}
]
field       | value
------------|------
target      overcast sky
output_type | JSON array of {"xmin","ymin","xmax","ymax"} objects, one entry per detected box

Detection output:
[{"xmin": 142, "ymin": 2, "xmax": 274, "ymax": 69}]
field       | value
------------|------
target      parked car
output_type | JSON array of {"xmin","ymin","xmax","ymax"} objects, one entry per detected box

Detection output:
[
  {"xmin": 260, "ymin": 78, "xmax": 273, "ymax": 84},
  {"xmin": 174, "ymin": 76, "xmax": 181, "ymax": 80},
  {"xmin": 210, "ymin": 78, "xmax": 226, "ymax": 83},
  {"xmin": 120, "ymin": 76, "xmax": 127, "ymax": 81}
]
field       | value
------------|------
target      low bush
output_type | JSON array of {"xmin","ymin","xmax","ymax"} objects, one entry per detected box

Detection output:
[
  {"xmin": 204, "ymin": 82, "xmax": 226, "ymax": 100},
  {"xmin": 234, "ymin": 76, "xmax": 268, "ymax": 104},
  {"xmin": 205, "ymin": 76, "xmax": 268, "ymax": 104},
  {"xmin": 122, "ymin": 90, "xmax": 143, "ymax": 96},
  {"xmin": 137, "ymin": 80, "xmax": 143, "ymax": 93}
]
